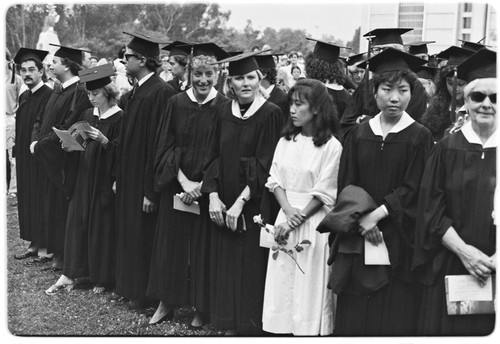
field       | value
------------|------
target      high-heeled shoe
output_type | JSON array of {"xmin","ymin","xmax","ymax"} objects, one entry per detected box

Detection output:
[
  {"xmin": 149, "ymin": 303, "xmax": 174, "ymax": 324},
  {"xmin": 190, "ymin": 311, "xmax": 207, "ymax": 328},
  {"xmin": 45, "ymin": 283, "xmax": 74, "ymax": 296}
]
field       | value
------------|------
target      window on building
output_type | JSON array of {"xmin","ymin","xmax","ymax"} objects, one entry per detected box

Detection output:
[
  {"xmin": 463, "ymin": 17, "xmax": 472, "ymax": 29},
  {"xmin": 464, "ymin": 3, "xmax": 473, "ymax": 12},
  {"xmin": 462, "ymin": 33, "xmax": 471, "ymax": 41}
]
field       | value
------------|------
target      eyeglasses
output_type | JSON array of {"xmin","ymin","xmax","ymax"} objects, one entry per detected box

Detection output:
[
  {"xmin": 469, "ymin": 91, "xmax": 497, "ymax": 104},
  {"xmin": 124, "ymin": 53, "xmax": 144, "ymax": 61}
]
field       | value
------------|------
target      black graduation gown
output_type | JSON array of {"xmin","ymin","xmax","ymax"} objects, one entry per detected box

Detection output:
[
  {"xmin": 412, "ymin": 131, "xmax": 496, "ymax": 336},
  {"xmin": 332, "ymin": 119, "xmax": 433, "ymax": 336},
  {"xmin": 340, "ymin": 77, "xmax": 427, "ymax": 139},
  {"xmin": 201, "ymin": 100, "xmax": 283, "ymax": 335},
  {"xmin": 31, "ymin": 82, "xmax": 92, "ymax": 254},
  {"xmin": 63, "ymin": 108, "xmax": 122, "ymax": 286},
  {"xmin": 267, "ymin": 85, "xmax": 289, "ymax": 122},
  {"xmin": 326, "ymin": 87, "xmax": 353, "ymax": 122},
  {"xmin": 15, "ymin": 85, "xmax": 52, "ymax": 242},
  {"xmin": 167, "ymin": 76, "xmax": 188, "ymax": 94},
  {"xmin": 147, "ymin": 91, "xmax": 229, "ymax": 313},
  {"xmin": 114, "ymin": 74, "xmax": 175, "ymax": 301}
]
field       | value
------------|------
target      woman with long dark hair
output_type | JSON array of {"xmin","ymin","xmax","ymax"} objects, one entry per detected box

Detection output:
[{"xmin": 262, "ymin": 79, "xmax": 342, "ymax": 335}]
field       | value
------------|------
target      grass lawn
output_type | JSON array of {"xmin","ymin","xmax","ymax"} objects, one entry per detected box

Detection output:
[{"xmin": 5, "ymin": 195, "xmax": 221, "ymax": 337}]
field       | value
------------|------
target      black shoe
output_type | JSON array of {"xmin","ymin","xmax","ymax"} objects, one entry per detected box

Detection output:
[
  {"xmin": 30, "ymin": 256, "xmax": 52, "ymax": 264},
  {"xmin": 14, "ymin": 251, "xmax": 38, "ymax": 260}
]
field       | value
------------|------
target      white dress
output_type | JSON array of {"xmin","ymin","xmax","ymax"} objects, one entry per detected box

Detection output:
[{"xmin": 262, "ymin": 134, "xmax": 342, "ymax": 335}]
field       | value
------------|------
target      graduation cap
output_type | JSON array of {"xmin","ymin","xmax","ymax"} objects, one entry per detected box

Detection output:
[
  {"xmin": 50, "ymin": 44, "xmax": 90, "ymax": 66},
  {"xmin": 228, "ymin": 51, "xmax": 243, "ymax": 57},
  {"xmin": 306, "ymin": 37, "xmax": 351, "ymax": 63},
  {"xmin": 215, "ymin": 50, "xmax": 270, "ymax": 76},
  {"xmin": 406, "ymin": 40, "xmax": 436, "ymax": 55},
  {"xmin": 415, "ymin": 65, "xmax": 439, "ymax": 80},
  {"xmin": 78, "ymin": 63, "xmax": 115, "ymax": 91},
  {"xmin": 13, "ymin": 47, "xmax": 49, "ymax": 65},
  {"xmin": 457, "ymin": 48, "xmax": 496, "ymax": 82},
  {"xmin": 254, "ymin": 51, "xmax": 276, "ymax": 69},
  {"xmin": 458, "ymin": 39, "xmax": 489, "ymax": 52},
  {"xmin": 162, "ymin": 41, "xmax": 190, "ymax": 56},
  {"xmin": 357, "ymin": 48, "xmax": 427, "ymax": 74},
  {"xmin": 436, "ymin": 46, "xmax": 475, "ymax": 66},
  {"xmin": 345, "ymin": 52, "xmax": 367, "ymax": 66},
  {"xmin": 123, "ymin": 31, "xmax": 168, "ymax": 58},
  {"xmin": 176, "ymin": 42, "xmax": 229, "ymax": 60},
  {"xmin": 363, "ymin": 28, "xmax": 413, "ymax": 46}
]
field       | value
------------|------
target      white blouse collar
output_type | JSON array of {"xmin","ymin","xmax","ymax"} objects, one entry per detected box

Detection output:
[
  {"xmin": 461, "ymin": 121, "xmax": 498, "ymax": 148},
  {"xmin": 186, "ymin": 87, "xmax": 218, "ymax": 105},
  {"xmin": 369, "ymin": 111, "xmax": 415, "ymax": 137},
  {"xmin": 137, "ymin": 72, "xmax": 154, "ymax": 86},
  {"xmin": 260, "ymin": 84, "xmax": 275, "ymax": 99},
  {"xmin": 31, "ymin": 81, "xmax": 44, "ymax": 94},
  {"xmin": 231, "ymin": 95, "xmax": 267, "ymax": 120},
  {"xmin": 62, "ymin": 76, "xmax": 79, "ymax": 89},
  {"xmin": 324, "ymin": 82, "xmax": 344, "ymax": 91},
  {"xmin": 93, "ymin": 104, "xmax": 122, "ymax": 120}
]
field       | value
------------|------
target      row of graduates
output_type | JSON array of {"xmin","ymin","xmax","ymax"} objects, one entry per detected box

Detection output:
[{"xmin": 13, "ymin": 28, "xmax": 496, "ymax": 336}]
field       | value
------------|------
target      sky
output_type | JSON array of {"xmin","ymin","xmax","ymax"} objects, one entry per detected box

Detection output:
[{"xmin": 218, "ymin": 0, "xmax": 364, "ymax": 42}]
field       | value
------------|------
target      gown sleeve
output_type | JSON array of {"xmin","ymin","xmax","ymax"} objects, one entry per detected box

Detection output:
[
  {"xmin": 382, "ymin": 128, "xmax": 434, "ymax": 242},
  {"xmin": 143, "ymin": 83, "xmax": 176, "ymax": 203},
  {"xmin": 240, "ymin": 106, "xmax": 283, "ymax": 199},
  {"xmin": 154, "ymin": 97, "xmax": 177, "ymax": 192},
  {"xmin": 265, "ymin": 137, "xmax": 286, "ymax": 193},
  {"xmin": 412, "ymin": 141, "xmax": 454, "ymax": 270},
  {"xmin": 310, "ymin": 137, "xmax": 342, "ymax": 208},
  {"xmin": 201, "ymin": 105, "xmax": 222, "ymax": 194}
]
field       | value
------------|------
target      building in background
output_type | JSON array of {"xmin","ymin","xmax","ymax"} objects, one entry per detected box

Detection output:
[{"xmin": 360, "ymin": 2, "xmax": 496, "ymax": 55}]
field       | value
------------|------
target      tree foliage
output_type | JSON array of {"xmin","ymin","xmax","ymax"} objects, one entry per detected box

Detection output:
[{"xmin": 5, "ymin": 3, "xmax": 358, "ymax": 61}]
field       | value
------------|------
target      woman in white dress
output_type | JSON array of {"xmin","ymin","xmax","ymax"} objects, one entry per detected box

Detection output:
[{"xmin": 262, "ymin": 78, "xmax": 342, "ymax": 335}]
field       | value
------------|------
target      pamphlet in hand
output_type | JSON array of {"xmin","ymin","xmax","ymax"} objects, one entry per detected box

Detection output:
[
  {"xmin": 52, "ymin": 121, "xmax": 93, "ymax": 151},
  {"xmin": 173, "ymin": 193, "xmax": 200, "ymax": 215}
]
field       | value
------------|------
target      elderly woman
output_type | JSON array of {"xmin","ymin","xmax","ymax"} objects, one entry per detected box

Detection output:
[
  {"xmin": 331, "ymin": 49, "xmax": 433, "ymax": 335},
  {"xmin": 413, "ymin": 48, "xmax": 496, "ymax": 336},
  {"xmin": 45, "ymin": 64, "xmax": 122, "ymax": 295},
  {"xmin": 146, "ymin": 43, "xmax": 230, "ymax": 327},
  {"xmin": 201, "ymin": 51, "xmax": 284, "ymax": 335}
]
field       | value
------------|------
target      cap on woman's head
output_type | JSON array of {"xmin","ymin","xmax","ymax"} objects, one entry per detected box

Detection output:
[
  {"xmin": 50, "ymin": 44, "xmax": 90, "ymax": 66},
  {"xmin": 436, "ymin": 46, "xmax": 475, "ymax": 66},
  {"xmin": 357, "ymin": 48, "xmax": 426, "ymax": 73},
  {"xmin": 175, "ymin": 42, "xmax": 229, "ymax": 60},
  {"xmin": 216, "ymin": 50, "xmax": 270, "ymax": 76},
  {"xmin": 345, "ymin": 52, "xmax": 367, "ymax": 67},
  {"xmin": 123, "ymin": 31, "xmax": 168, "ymax": 58},
  {"xmin": 363, "ymin": 28, "xmax": 413, "ymax": 46},
  {"xmin": 162, "ymin": 41, "xmax": 190, "ymax": 57},
  {"xmin": 14, "ymin": 48, "xmax": 49, "ymax": 65},
  {"xmin": 78, "ymin": 63, "xmax": 115, "ymax": 91},
  {"xmin": 457, "ymin": 48, "xmax": 496, "ymax": 83},
  {"xmin": 406, "ymin": 40, "xmax": 435, "ymax": 55},
  {"xmin": 306, "ymin": 37, "xmax": 351, "ymax": 63}
]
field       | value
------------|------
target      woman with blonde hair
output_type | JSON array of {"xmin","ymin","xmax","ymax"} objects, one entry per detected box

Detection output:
[{"xmin": 202, "ymin": 51, "xmax": 284, "ymax": 335}]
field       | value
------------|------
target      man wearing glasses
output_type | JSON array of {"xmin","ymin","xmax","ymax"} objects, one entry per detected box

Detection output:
[{"xmin": 113, "ymin": 31, "xmax": 175, "ymax": 307}]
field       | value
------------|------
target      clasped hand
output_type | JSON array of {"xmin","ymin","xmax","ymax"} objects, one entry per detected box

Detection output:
[
  {"xmin": 180, "ymin": 180, "xmax": 202, "ymax": 205},
  {"xmin": 274, "ymin": 222, "xmax": 294, "ymax": 246},
  {"xmin": 358, "ymin": 212, "xmax": 383, "ymax": 245},
  {"xmin": 459, "ymin": 245, "xmax": 496, "ymax": 286},
  {"xmin": 284, "ymin": 207, "xmax": 305, "ymax": 229}
]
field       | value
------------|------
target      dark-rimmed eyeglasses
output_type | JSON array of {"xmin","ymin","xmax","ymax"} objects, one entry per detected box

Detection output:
[
  {"xmin": 469, "ymin": 91, "xmax": 497, "ymax": 104},
  {"xmin": 124, "ymin": 53, "xmax": 144, "ymax": 61}
]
